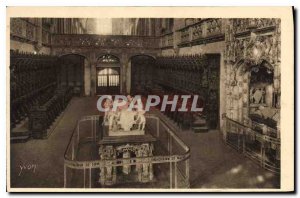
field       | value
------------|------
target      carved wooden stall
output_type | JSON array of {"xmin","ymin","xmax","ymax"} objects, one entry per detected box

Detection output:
[
  {"xmin": 59, "ymin": 54, "xmax": 85, "ymax": 96},
  {"xmin": 10, "ymin": 51, "xmax": 58, "ymax": 128},
  {"xmin": 10, "ymin": 50, "xmax": 73, "ymax": 140},
  {"xmin": 151, "ymin": 54, "xmax": 220, "ymax": 131},
  {"xmin": 223, "ymin": 18, "xmax": 281, "ymax": 173},
  {"xmin": 131, "ymin": 55, "xmax": 155, "ymax": 95}
]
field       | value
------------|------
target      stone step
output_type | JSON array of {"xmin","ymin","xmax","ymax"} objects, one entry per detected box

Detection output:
[
  {"xmin": 11, "ymin": 132, "xmax": 31, "ymax": 143},
  {"xmin": 192, "ymin": 126, "xmax": 209, "ymax": 133},
  {"xmin": 11, "ymin": 118, "xmax": 31, "ymax": 143}
]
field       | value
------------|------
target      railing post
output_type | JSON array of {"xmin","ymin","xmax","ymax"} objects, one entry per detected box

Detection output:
[
  {"xmin": 83, "ymin": 165, "xmax": 86, "ymax": 188},
  {"xmin": 169, "ymin": 129, "xmax": 173, "ymax": 188},
  {"xmin": 223, "ymin": 117, "xmax": 227, "ymax": 141},
  {"xmin": 91, "ymin": 118, "xmax": 93, "ymax": 140},
  {"xmin": 185, "ymin": 159, "xmax": 189, "ymax": 188},
  {"xmin": 72, "ymin": 139, "xmax": 74, "ymax": 160},
  {"xmin": 77, "ymin": 125, "xmax": 80, "ymax": 144},
  {"xmin": 242, "ymin": 127, "xmax": 245, "ymax": 153},
  {"xmin": 89, "ymin": 167, "xmax": 92, "ymax": 188},
  {"xmin": 157, "ymin": 118, "xmax": 160, "ymax": 138},
  {"xmin": 174, "ymin": 162, "xmax": 177, "ymax": 188},
  {"xmin": 64, "ymin": 164, "xmax": 67, "ymax": 188},
  {"xmin": 170, "ymin": 160, "xmax": 173, "ymax": 189}
]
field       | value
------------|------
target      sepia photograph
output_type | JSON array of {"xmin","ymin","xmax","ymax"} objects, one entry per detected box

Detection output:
[{"xmin": 6, "ymin": 7, "xmax": 294, "ymax": 192}]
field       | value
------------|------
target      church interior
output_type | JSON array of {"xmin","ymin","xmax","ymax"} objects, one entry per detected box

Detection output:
[{"xmin": 9, "ymin": 18, "xmax": 281, "ymax": 189}]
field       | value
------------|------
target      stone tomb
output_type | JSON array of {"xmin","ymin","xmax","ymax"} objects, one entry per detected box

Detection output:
[{"xmin": 98, "ymin": 106, "xmax": 156, "ymax": 186}]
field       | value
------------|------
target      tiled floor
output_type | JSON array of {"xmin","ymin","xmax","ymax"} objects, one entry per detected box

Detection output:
[{"xmin": 10, "ymin": 96, "xmax": 280, "ymax": 189}]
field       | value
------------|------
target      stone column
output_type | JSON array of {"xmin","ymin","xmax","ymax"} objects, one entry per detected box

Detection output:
[
  {"xmin": 35, "ymin": 19, "xmax": 43, "ymax": 52},
  {"xmin": 90, "ymin": 58, "xmax": 97, "ymax": 96},
  {"xmin": 122, "ymin": 151, "xmax": 131, "ymax": 174},
  {"xmin": 126, "ymin": 61, "xmax": 131, "ymax": 94},
  {"xmin": 120, "ymin": 55, "xmax": 128, "ymax": 94},
  {"xmin": 99, "ymin": 145, "xmax": 117, "ymax": 186},
  {"xmin": 84, "ymin": 58, "xmax": 91, "ymax": 96}
]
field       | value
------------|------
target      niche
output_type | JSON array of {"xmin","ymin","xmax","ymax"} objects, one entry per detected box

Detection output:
[{"xmin": 248, "ymin": 61, "xmax": 279, "ymax": 129}]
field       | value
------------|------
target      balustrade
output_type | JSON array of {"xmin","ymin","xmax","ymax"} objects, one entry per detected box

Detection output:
[
  {"xmin": 233, "ymin": 18, "xmax": 277, "ymax": 35},
  {"xmin": 224, "ymin": 117, "xmax": 280, "ymax": 173},
  {"xmin": 42, "ymin": 29, "xmax": 51, "ymax": 46},
  {"xmin": 10, "ymin": 18, "xmax": 39, "ymax": 43},
  {"xmin": 180, "ymin": 28, "xmax": 190, "ymax": 43},
  {"xmin": 177, "ymin": 18, "xmax": 224, "ymax": 46},
  {"xmin": 161, "ymin": 33, "xmax": 174, "ymax": 48},
  {"xmin": 64, "ymin": 114, "xmax": 190, "ymax": 188}
]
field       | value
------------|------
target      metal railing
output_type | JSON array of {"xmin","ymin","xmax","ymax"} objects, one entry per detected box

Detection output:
[
  {"xmin": 224, "ymin": 117, "xmax": 280, "ymax": 174},
  {"xmin": 64, "ymin": 114, "xmax": 190, "ymax": 188}
]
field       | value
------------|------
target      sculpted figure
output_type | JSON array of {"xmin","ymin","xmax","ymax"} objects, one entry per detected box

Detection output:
[
  {"xmin": 108, "ymin": 111, "xmax": 119, "ymax": 131},
  {"xmin": 135, "ymin": 110, "xmax": 146, "ymax": 131}
]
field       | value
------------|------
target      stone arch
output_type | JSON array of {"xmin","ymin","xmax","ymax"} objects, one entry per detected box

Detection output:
[
  {"xmin": 231, "ymin": 58, "xmax": 275, "ymax": 122},
  {"xmin": 96, "ymin": 53, "xmax": 121, "ymax": 63},
  {"xmin": 59, "ymin": 53, "xmax": 90, "ymax": 63},
  {"xmin": 235, "ymin": 58, "xmax": 274, "ymax": 76},
  {"xmin": 232, "ymin": 58, "xmax": 274, "ymax": 85},
  {"xmin": 128, "ymin": 54, "xmax": 156, "ymax": 62}
]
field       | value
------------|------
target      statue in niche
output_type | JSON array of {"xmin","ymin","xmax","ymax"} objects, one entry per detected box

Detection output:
[{"xmin": 250, "ymin": 87, "xmax": 265, "ymax": 104}]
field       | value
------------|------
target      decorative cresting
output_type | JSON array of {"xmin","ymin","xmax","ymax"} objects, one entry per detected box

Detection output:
[
  {"xmin": 51, "ymin": 34, "xmax": 160, "ymax": 49},
  {"xmin": 98, "ymin": 54, "xmax": 120, "ymax": 64}
]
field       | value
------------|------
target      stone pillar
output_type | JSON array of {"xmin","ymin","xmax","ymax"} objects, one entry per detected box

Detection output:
[
  {"xmin": 122, "ymin": 151, "xmax": 131, "ymax": 174},
  {"xmin": 242, "ymin": 72, "xmax": 250, "ymax": 124},
  {"xmin": 136, "ymin": 143, "xmax": 153, "ymax": 183},
  {"xmin": 99, "ymin": 145, "xmax": 117, "ymax": 186},
  {"xmin": 126, "ymin": 61, "xmax": 131, "ymax": 94},
  {"xmin": 219, "ymin": 53, "xmax": 226, "ymax": 131},
  {"xmin": 120, "ymin": 55, "xmax": 128, "ymax": 94},
  {"xmin": 90, "ymin": 61, "xmax": 97, "ymax": 96},
  {"xmin": 84, "ymin": 58, "xmax": 91, "ymax": 96},
  {"xmin": 35, "ymin": 19, "xmax": 43, "ymax": 52}
]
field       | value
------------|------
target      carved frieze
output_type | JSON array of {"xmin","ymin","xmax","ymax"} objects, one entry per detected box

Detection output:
[
  {"xmin": 234, "ymin": 18, "xmax": 277, "ymax": 35},
  {"xmin": 51, "ymin": 34, "xmax": 160, "ymax": 49},
  {"xmin": 225, "ymin": 18, "xmax": 280, "ymax": 65}
]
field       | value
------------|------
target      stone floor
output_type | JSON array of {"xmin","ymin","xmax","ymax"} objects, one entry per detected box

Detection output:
[{"xmin": 10, "ymin": 96, "xmax": 280, "ymax": 189}]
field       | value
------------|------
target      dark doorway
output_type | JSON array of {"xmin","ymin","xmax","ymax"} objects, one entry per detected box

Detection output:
[
  {"xmin": 96, "ymin": 55, "xmax": 121, "ymax": 95},
  {"xmin": 58, "ymin": 54, "xmax": 85, "ymax": 96},
  {"xmin": 96, "ymin": 67, "xmax": 120, "ymax": 95},
  {"xmin": 130, "ymin": 55, "xmax": 155, "ymax": 95}
]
